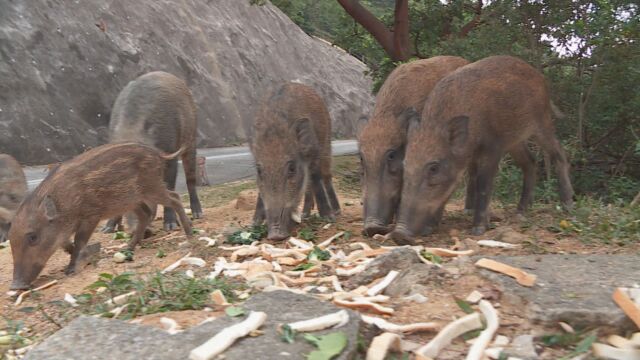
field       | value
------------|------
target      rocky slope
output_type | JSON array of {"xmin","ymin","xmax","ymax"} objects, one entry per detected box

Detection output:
[{"xmin": 0, "ymin": 0, "xmax": 373, "ymax": 164}]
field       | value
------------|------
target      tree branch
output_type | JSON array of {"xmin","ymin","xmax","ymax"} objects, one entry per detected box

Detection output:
[{"xmin": 458, "ymin": 0, "xmax": 483, "ymax": 37}]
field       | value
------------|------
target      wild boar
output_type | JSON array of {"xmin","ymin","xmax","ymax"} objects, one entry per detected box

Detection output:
[
  {"xmin": 102, "ymin": 71, "xmax": 202, "ymax": 233},
  {"xmin": 0, "ymin": 154, "xmax": 27, "ymax": 242},
  {"xmin": 9, "ymin": 143, "xmax": 192, "ymax": 289},
  {"xmin": 251, "ymin": 82, "xmax": 339, "ymax": 240},
  {"xmin": 358, "ymin": 56, "xmax": 469, "ymax": 237},
  {"xmin": 390, "ymin": 55, "xmax": 574, "ymax": 244}
]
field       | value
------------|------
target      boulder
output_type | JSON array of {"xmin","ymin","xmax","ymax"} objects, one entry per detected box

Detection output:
[{"xmin": 0, "ymin": 0, "xmax": 373, "ymax": 164}]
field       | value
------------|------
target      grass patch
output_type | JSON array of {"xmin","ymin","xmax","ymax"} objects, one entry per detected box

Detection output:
[
  {"xmin": 332, "ymin": 155, "xmax": 361, "ymax": 196},
  {"xmin": 188, "ymin": 180, "xmax": 256, "ymax": 208},
  {"xmin": 76, "ymin": 271, "xmax": 239, "ymax": 320}
]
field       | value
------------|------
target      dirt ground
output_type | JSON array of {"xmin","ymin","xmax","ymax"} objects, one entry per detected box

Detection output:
[{"xmin": 1, "ymin": 156, "xmax": 638, "ymax": 359}]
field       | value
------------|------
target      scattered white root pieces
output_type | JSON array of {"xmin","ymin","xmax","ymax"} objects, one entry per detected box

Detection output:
[
  {"xmin": 64, "ymin": 293, "xmax": 78, "ymax": 307},
  {"xmin": 276, "ymin": 257, "xmax": 305, "ymax": 266},
  {"xmin": 286, "ymin": 310, "xmax": 350, "ymax": 332},
  {"xmin": 372, "ymin": 234, "xmax": 389, "ymax": 242},
  {"xmin": 337, "ymin": 264, "xmax": 367, "ymax": 277},
  {"xmin": 334, "ymin": 298, "xmax": 394, "ymax": 315},
  {"xmin": 592, "ymin": 343, "xmax": 640, "ymax": 360},
  {"xmin": 346, "ymin": 248, "xmax": 389, "ymax": 262},
  {"xmin": 262, "ymin": 286, "xmax": 306, "ymax": 295},
  {"xmin": 493, "ymin": 335, "xmax": 510, "ymax": 347},
  {"xmin": 367, "ymin": 332, "xmax": 402, "ymax": 360},
  {"xmin": 189, "ymin": 311, "xmax": 267, "ymax": 360},
  {"xmin": 559, "ymin": 322, "xmax": 575, "ymax": 334},
  {"xmin": 160, "ymin": 317, "xmax": 182, "ymax": 335},
  {"xmin": 198, "ymin": 236, "xmax": 218, "ymax": 247},
  {"xmin": 403, "ymin": 293, "xmax": 428, "ymax": 304},
  {"xmin": 466, "ymin": 290, "xmax": 484, "ymax": 304},
  {"xmin": 414, "ymin": 312, "xmax": 483, "ymax": 359},
  {"xmin": 288, "ymin": 237, "xmax": 313, "ymax": 250},
  {"xmin": 108, "ymin": 303, "xmax": 131, "ymax": 318},
  {"xmin": 367, "ymin": 271, "xmax": 399, "ymax": 296},
  {"xmin": 14, "ymin": 280, "xmax": 58, "ymax": 306},
  {"xmin": 161, "ymin": 253, "xmax": 206, "ymax": 273},
  {"xmin": 276, "ymin": 274, "xmax": 319, "ymax": 286},
  {"xmin": 423, "ymin": 247, "xmax": 474, "ymax": 257},
  {"xmin": 353, "ymin": 295, "xmax": 390, "ymax": 303},
  {"xmin": 484, "ymin": 347, "xmax": 505, "ymax": 359},
  {"xmin": 6, "ymin": 290, "xmax": 18, "ymax": 297},
  {"xmin": 349, "ymin": 242, "xmax": 372, "ymax": 251},
  {"xmin": 466, "ymin": 301, "xmax": 500, "ymax": 360},
  {"xmin": 185, "ymin": 270, "xmax": 195, "ymax": 278},
  {"xmin": 322, "ymin": 223, "xmax": 332, "ymax": 230},
  {"xmin": 613, "ymin": 287, "xmax": 640, "ymax": 328},
  {"xmin": 317, "ymin": 231, "xmax": 345, "ymax": 249},
  {"xmin": 284, "ymin": 266, "xmax": 320, "ymax": 277},
  {"xmin": 210, "ymin": 289, "xmax": 230, "ymax": 306},
  {"xmin": 361, "ymin": 315, "xmax": 439, "ymax": 334},
  {"xmin": 104, "ymin": 291, "xmax": 137, "ymax": 309},
  {"xmin": 477, "ymin": 240, "xmax": 519, "ymax": 249},
  {"xmin": 330, "ymin": 276, "xmax": 344, "ymax": 292},
  {"xmin": 475, "ymin": 258, "xmax": 537, "ymax": 287},
  {"xmin": 607, "ymin": 334, "xmax": 637, "ymax": 349},
  {"xmin": 231, "ymin": 246, "xmax": 260, "ymax": 262},
  {"xmin": 291, "ymin": 211, "xmax": 302, "ymax": 224},
  {"xmin": 271, "ymin": 261, "xmax": 282, "ymax": 272}
]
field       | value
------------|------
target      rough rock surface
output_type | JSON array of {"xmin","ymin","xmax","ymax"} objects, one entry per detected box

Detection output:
[
  {"xmin": 476, "ymin": 254, "xmax": 640, "ymax": 330},
  {"xmin": 384, "ymin": 264, "xmax": 433, "ymax": 296},
  {"xmin": 24, "ymin": 290, "xmax": 362, "ymax": 360},
  {"xmin": 0, "ymin": 0, "xmax": 373, "ymax": 164},
  {"xmin": 346, "ymin": 247, "xmax": 421, "ymax": 288}
]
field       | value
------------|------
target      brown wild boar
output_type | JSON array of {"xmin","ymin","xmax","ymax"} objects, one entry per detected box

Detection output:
[
  {"xmin": 358, "ymin": 56, "xmax": 469, "ymax": 236},
  {"xmin": 102, "ymin": 71, "xmax": 202, "ymax": 233},
  {"xmin": 9, "ymin": 143, "xmax": 192, "ymax": 289},
  {"xmin": 389, "ymin": 55, "xmax": 574, "ymax": 244},
  {"xmin": 251, "ymin": 82, "xmax": 339, "ymax": 240},
  {"xmin": 0, "ymin": 154, "xmax": 27, "ymax": 243}
]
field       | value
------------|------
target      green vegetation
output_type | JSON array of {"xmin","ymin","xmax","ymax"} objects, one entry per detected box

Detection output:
[
  {"xmin": 77, "ymin": 272, "xmax": 238, "ymax": 319},
  {"xmin": 189, "ymin": 180, "xmax": 256, "ymax": 208},
  {"xmin": 226, "ymin": 224, "xmax": 268, "ymax": 245}
]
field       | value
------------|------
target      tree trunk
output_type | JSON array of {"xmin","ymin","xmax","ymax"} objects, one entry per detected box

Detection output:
[{"xmin": 336, "ymin": 0, "xmax": 411, "ymax": 61}]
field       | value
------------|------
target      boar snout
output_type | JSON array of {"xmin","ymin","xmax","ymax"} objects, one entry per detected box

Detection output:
[
  {"xmin": 266, "ymin": 208, "xmax": 293, "ymax": 241},
  {"xmin": 11, "ymin": 262, "xmax": 45, "ymax": 290}
]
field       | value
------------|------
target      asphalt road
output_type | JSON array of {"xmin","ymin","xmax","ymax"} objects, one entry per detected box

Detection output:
[{"xmin": 24, "ymin": 140, "xmax": 359, "ymax": 193}]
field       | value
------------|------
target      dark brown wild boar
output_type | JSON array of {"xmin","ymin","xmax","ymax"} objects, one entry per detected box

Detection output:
[
  {"xmin": 9, "ymin": 143, "xmax": 192, "ymax": 289},
  {"xmin": 358, "ymin": 56, "xmax": 469, "ymax": 237},
  {"xmin": 251, "ymin": 82, "xmax": 339, "ymax": 240},
  {"xmin": 390, "ymin": 55, "xmax": 573, "ymax": 244},
  {"xmin": 102, "ymin": 71, "xmax": 202, "ymax": 233},
  {"xmin": 0, "ymin": 154, "xmax": 27, "ymax": 243}
]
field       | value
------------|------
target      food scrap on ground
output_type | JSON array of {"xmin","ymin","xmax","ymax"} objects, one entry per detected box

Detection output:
[
  {"xmin": 474, "ymin": 258, "xmax": 537, "ymax": 287},
  {"xmin": 13, "ymin": 280, "xmax": 58, "ymax": 306}
]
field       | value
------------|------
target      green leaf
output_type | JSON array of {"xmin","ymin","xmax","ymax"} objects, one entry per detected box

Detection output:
[
  {"xmin": 293, "ymin": 262, "xmax": 315, "ymax": 271},
  {"xmin": 281, "ymin": 324, "xmax": 296, "ymax": 343},
  {"xmin": 574, "ymin": 333, "xmax": 596, "ymax": 353},
  {"xmin": 120, "ymin": 249, "xmax": 134, "ymax": 261},
  {"xmin": 156, "ymin": 249, "xmax": 166, "ymax": 258},
  {"xmin": 17, "ymin": 306, "xmax": 37, "ymax": 313},
  {"xmin": 454, "ymin": 297, "xmax": 474, "ymax": 314},
  {"xmin": 192, "ymin": 228, "xmax": 202, "ymax": 235},
  {"xmin": 298, "ymin": 227, "xmax": 316, "ymax": 241},
  {"xmin": 307, "ymin": 246, "xmax": 331, "ymax": 261},
  {"xmin": 462, "ymin": 329, "xmax": 483, "ymax": 341},
  {"xmin": 420, "ymin": 251, "xmax": 442, "ymax": 264},
  {"xmin": 113, "ymin": 231, "xmax": 131, "ymax": 240},
  {"xmin": 86, "ymin": 280, "xmax": 109, "ymax": 290},
  {"xmin": 304, "ymin": 332, "xmax": 348, "ymax": 360},
  {"xmin": 225, "ymin": 306, "xmax": 246, "ymax": 317},
  {"xmin": 226, "ymin": 225, "xmax": 267, "ymax": 245},
  {"xmin": 98, "ymin": 273, "xmax": 114, "ymax": 280}
]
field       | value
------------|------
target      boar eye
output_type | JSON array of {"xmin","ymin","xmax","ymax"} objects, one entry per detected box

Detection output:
[
  {"xmin": 427, "ymin": 162, "xmax": 440, "ymax": 176},
  {"xmin": 386, "ymin": 150, "xmax": 397, "ymax": 162},
  {"xmin": 287, "ymin": 161, "xmax": 296, "ymax": 177},
  {"xmin": 26, "ymin": 233, "xmax": 38, "ymax": 246}
]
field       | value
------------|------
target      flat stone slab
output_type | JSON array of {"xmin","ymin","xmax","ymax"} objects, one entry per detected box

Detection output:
[
  {"xmin": 476, "ymin": 254, "xmax": 640, "ymax": 330},
  {"xmin": 25, "ymin": 290, "xmax": 362, "ymax": 360}
]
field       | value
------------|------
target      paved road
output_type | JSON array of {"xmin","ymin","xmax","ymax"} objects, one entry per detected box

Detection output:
[{"xmin": 24, "ymin": 140, "xmax": 358, "ymax": 192}]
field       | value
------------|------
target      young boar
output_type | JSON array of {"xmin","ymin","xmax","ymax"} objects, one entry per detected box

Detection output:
[
  {"xmin": 390, "ymin": 56, "xmax": 573, "ymax": 243},
  {"xmin": 0, "ymin": 154, "xmax": 27, "ymax": 242},
  {"xmin": 9, "ymin": 143, "xmax": 192, "ymax": 290},
  {"xmin": 251, "ymin": 83, "xmax": 339, "ymax": 240},
  {"xmin": 102, "ymin": 71, "xmax": 202, "ymax": 233},
  {"xmin": 358, "ymin": 56, "xmax": 469, "ymax": 237}
]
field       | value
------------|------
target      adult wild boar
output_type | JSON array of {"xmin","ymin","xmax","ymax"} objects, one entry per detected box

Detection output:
[
  {"xmin": 251, "ymin": 82, "xmax": 339, "ymax": 240},
  {"xmin": 358, "ymin": 56, "xmax": 469, "ymax": 237},
  {"xmin": 0, "ymin": 154, "xmax": 27, "ymax": 242},
  {"xmin": 390, "ymin": 56, "xmax": 573, "ymax": 243},
  {"xmin": 102, "ymin": 71, "xmax": 202, "ymax": 233},
  {"xmin": 9, "ymin": 143, "xmax": 192, "ymax": 290}
]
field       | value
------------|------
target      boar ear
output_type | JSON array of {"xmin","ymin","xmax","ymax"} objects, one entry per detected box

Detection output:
[
  {"xmin": 356, "ymin": 115, "xmax": 368, "ymax": 139},
  {"xmin": 448, "ymin": 115, "xmax": 469, "ymax": 148},
  {"xmin": 41, "ymin": 195, "xmax": 58, "ymax": 221},
  {"xmin": 294, "ymin": 118, "xmax": 319, "ymax": 159},
  {"xmin": 399, "ymin": 107, "xmax": 420, "ymax": 133}
]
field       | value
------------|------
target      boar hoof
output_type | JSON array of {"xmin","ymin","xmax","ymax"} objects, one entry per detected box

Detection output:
[
  {"xmin": 463, "ymin": 209, "xmax": 474, "ymax": 215},
  {"xmin": 191, "ymin": 210, "xmax": 203, "ymax": 219},
  {"xmin": 388, "ymin": 231, "xmax": 416, "ymax": 246},
  {"xmin": 163, "ymin": 221, "xmax": 180, "ymax": 231},
  {"xmin": 362, "ymin": 225, "xmax": 391, "ymax": 237},
  {"xmin": 64, "ymin": 265, "xmax": 77, "ymax": 275},
  {"xmin": 100, "ymin": 224, "xmax": 116, "ymax": 233},
  {"xmin": 471, "ymin": 225, "xmax": 487, "ymax": 236}
]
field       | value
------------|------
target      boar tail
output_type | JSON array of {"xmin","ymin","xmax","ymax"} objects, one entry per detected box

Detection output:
[
  {"xmin": 161, "ymin": 146, "xmax": 186, "ymax": 160},
  {"xmin": 550, "ymin": 101, "xmax": 566, "ymax": 120}
]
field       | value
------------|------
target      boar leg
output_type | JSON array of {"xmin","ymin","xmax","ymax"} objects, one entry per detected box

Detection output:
[
  {"xmin": 127, "ymin": 203, "xmax": 153, "ymax": 250},
  {"xmin": 302, "ymin": 186, "xmax": 315, "ymax": 218},
  {"xmin": 182, "ymin": 148, "xmax": 203, "ymax": 219},
  {"xmin": 163, "ymin": 158, "xmax": 180, "ymax": 231},
  {"xmin": 323, "ymin": 177, "xmax": 341, "ymax": 215},
  {"xmin": 536, "ymin": 135, "xmax": 574, "ymax": 210},
  {"xmin": 100, "ymin": 216, "xmax": 122, "ymax": 233},
  {"xmin": 165, "ymin": 191, "xmax": 193, "ymax": 236},
  {"xmin": 253, "ymin": 194, "xmax": 266, "ymax": 225},
  {"xmin": 510, "ymin": 143, "xmax": 537, "ymax": 213},
  {"xmin": 309, "ymin": 164, "xmax": 333, "ymax": 220},
  {"xmin": 66, "ymin": 218, "xmax": 100, "ymax": 275},
  {"xmin": 471, "ymin": 155, "xmax": 501, "ymax": 235},
  {"xmin": 464, "ymin": 163, "xmax": 478, "ymax": 214}
]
